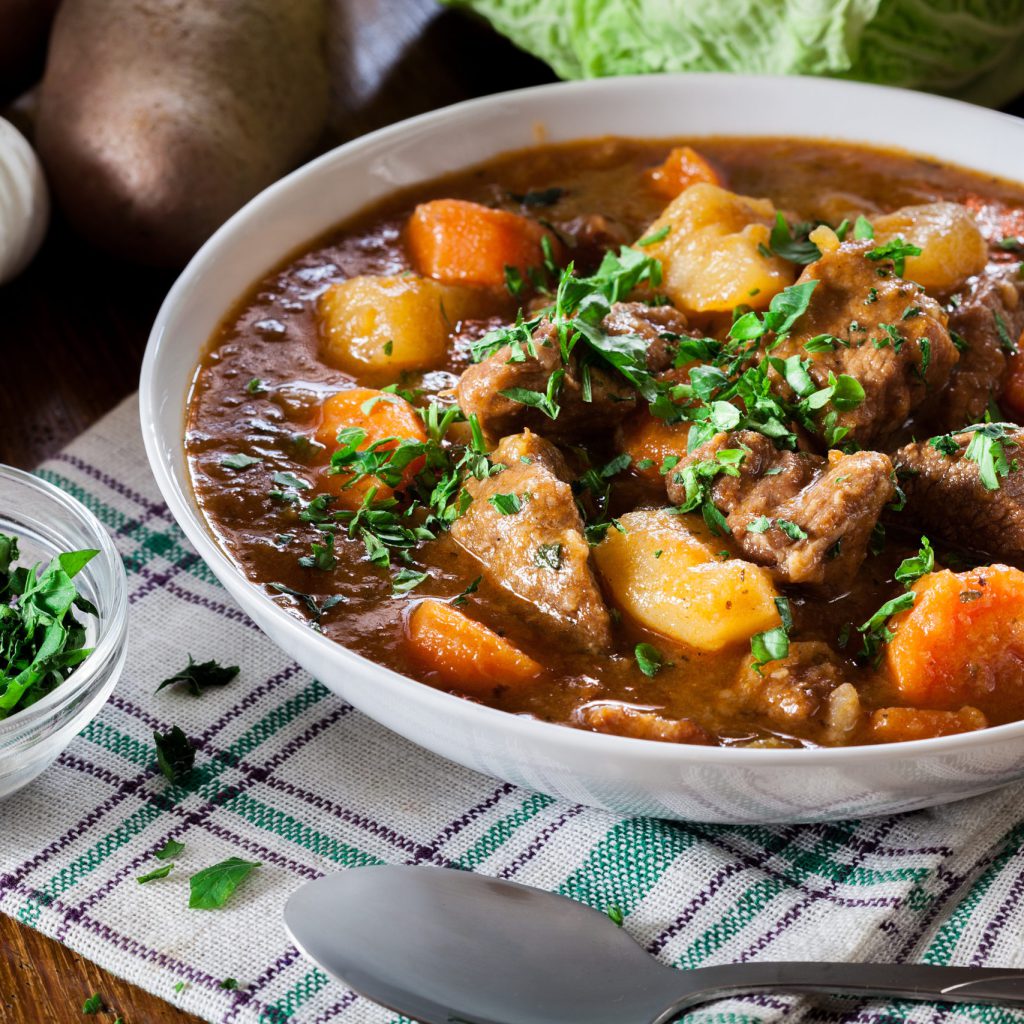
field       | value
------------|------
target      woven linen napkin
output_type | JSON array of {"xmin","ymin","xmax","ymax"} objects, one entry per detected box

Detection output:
[{"xmin": 3, "ymin": 394, "xmax": 1024, "ymax": 1024}]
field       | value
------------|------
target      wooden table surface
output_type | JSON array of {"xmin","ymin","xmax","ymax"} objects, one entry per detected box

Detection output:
[{"xmin": 0, "ymin": 2, "xmax": 551, "ymax": 1020}]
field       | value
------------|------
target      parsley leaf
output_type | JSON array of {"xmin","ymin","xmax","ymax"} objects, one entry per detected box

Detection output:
[
  {"xmin": 83, "ymin": 994, "xmax": 104, "ymax": 1014},
  {"xmin": 853, "ymin": 215, "xmax": 874, "ymax": 240},
  {"xmin": 865, "ymin": 238, "xmax": 922, "ymax": 277},
  {"xmin": 634, "ymin": 643, "xmax": 666, "ymax": 677},
  {"xmin": 606, "ymin": 905, "xmax": 624, "ymax": 926},
  {"xmin": 392, "ymin": 568, "xmax": 428, "ymax": 594},
  {"xmin": 857, "ymin": 591, "xmax": 915, "ymax": 663},
  {"xmin": 137, "ymin": 864, "xmax": 174, "ymax": 884},
  {"xmin": 452, "ymin": 576, "xmax": 482, "ymax": 607},
  {"xmin": 153, "ymin": 726, "xmax": 196, "ymax": 784},
  {"xmin": 156, "ymin": 656, "xmax": 240, "ymax": 697},
  {"xmin": 777, "ymin": 519, "xmax": 807, "ymax": 541},
  {"xmin": 155, "ymin": 838, "xmax": 184, "ymax": 860},
  {"xmin": 533, "ymin": 543, "xmax": 563, "ymax": 571},
  {"xmin": 750, "ymin": 626, "xmax": 789, "ymax": 675},
  {"xmin": 768, "ymin": 213, "xmax": 821, "ymax": 264},
  {"xmin": 221, "ymin": 453, "xmax": 261, "ymax": 470},
  {"xmin": 894, "ymin": 537, "xmax": 934, "ymax": 587},
  {"xmin": 489, "ymin": 493, "xmax": 524, "ymax": 515},
  {"xmin": 188, "ymin": 857, "xmax": 261, "ymax": 910}
]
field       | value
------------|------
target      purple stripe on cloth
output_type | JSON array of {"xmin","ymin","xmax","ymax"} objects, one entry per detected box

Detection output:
[
  {"xmin": 971, "ymin": 847, "xmax": 1024, "ymax": 965},
  {"xmin": 499, "ymin": 804, "xmax": 587, "ymax": 880},
  {"xmin": 55, "ymin": 453, "xmax": 171, "ymax": 516},
  {"xmin": 424, "ymin": 782, "xmax": 516, "ymax": 852}
]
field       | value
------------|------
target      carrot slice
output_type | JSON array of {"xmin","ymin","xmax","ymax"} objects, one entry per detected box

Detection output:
[
  {"xmin": 407, "ymin": 599, "xmax": 542, "ymax": 696},
  {"xmin": 406, "ymin": 198, "xmax": 557, "ymax": 289},
  {"xmin": 866, "ymin": 706, "xmax": 987, "ymax": 744},
  {"xmin": 617, "ymin": 412, "xmax": 691, "ymax": 482},
  {"xmin": 314, "ymin": 388, "xmax": 426, "ymax": 508},
  {"xmin": 647, "ymin": 146, "xmax": 724, "ymax": 200},
  {"xmin": 1002, "ymin": 349, "xmax": 1024, "ymax": 421},
  {"xmin": 886, "ymin": 565, "xmax": 1024, "ymax": 715}
]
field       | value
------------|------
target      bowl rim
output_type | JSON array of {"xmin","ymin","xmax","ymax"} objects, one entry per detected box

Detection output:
[
  {"xmin": 0, "ymin": 463, "xmax": 129, "ymax": 740},
  {"xmin": 141, "ymin": 72, "xmax": 1024, "ymax": 766}
]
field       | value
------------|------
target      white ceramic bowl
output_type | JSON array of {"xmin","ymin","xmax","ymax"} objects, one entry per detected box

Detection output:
[{"xmin": 141, "ymin": 74, "xmax": 1024, "ymax": 824}]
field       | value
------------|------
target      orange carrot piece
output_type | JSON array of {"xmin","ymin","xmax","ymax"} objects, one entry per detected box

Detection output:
[
  {"xmin": 886, "ymin": 565, "xmax": 1024, "ymax": 715},
  {"xmin": 407, "ymin": 599, "xmax": 542, "ymax": 696},
  {"xmin": 617, "ymin": 412, "xmax": 690, "ymax": 482},
  {"xmin": 406, "ymin": 199, "xmax": 557, "ymax": 289},
  {"xmin": 314, "ymin": 388, "xmax": 426, "ymax": 508},
  {"xmin": 1002, "ymin": 349, "xmax": 1024, "ymax": 421},
  {"xmin": 647, "ymin": 146, "xmax": 724, "ymax": 200},
  {"xmin": 866, "ymin": 706, "xmax": 987, "ymax": 744}
]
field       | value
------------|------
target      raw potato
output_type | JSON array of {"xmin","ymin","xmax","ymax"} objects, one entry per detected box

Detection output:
[
  {"xmin": 593, "ymin": 509, "xmax": 780, "ymax": 651},
  {"xmin": 319, "ymin": 275, "xmax": 492, "ymax": 376},
  {"xmin": 36, "ymin": 0, "xmax": 329, "ymax": 266},
  {"xmin": 641, "ymin": 184, "xmax": 797, "ymax": 315},
  {"xmin": 872, "ymin": 202, "xmax": 987, "ymax": 292}
]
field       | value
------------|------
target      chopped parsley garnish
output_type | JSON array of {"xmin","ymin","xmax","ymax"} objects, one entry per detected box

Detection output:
[
  {"xmin": 269, "ymin": 583, "xmax": 344, "ymax": 623},
  {"xmin": 930, "ymin": 423, "xmax": 1019, "ymax": 491},
  {"xmin": 500, "ymin": 368, "xmax": 564, "ymax": 420},
  {"xmin": 245, "ymin": 378, "xmax": 267, "ymax": 395},
  {"xmin": 994, "ymin": 311, "xmax": 1017, "ymax": 353},
  {"xmin": 220, "ymin": 978, "xmax": 240, "ymax": 991},
  {"xmin": 747, "ymin": 515, "xmax": 772, "ymax": 534},
  {"xmin": 853, "ymin": 215, "xmax": 874, "ymax": 240},
  {"xmin": 137, "ymin": 864, "xmax": 174, "ymax": 884},
  {"xmin": 864, "ymin": 238, "xmax": 922, "ymax": 277},
  {"xmin": 729, "ymin": 280, "xmax": 818, "ymax": 342},
  {"xmin": 533, "ymin": 543, "xmax": 563, "ymax": 571},
  {"xmin": 155, "ymin": 838, "xmax": 185, "ymax": 860},
  {"xmin": 768, "ymin": 213, "xmax": 821, "ymax": 264},
  {"xmin": 634, "ymin": 642, "xmax": 666, "ymax": 677},
  {"xmin": 504, "ymin": 265, "xmax": 524, "ymax": 297},
  {"xmin": 489, "ymin": 493, "xmax": 525, "ymax": 516},
  {"xmin": 222, "ymin": 453, "xmax": 262, "ymax": 470},
  {"xmin": 606, "ymin": 905, "xmax": 624, "ymax": 926},
  {"xmin": 894, "ymin": 536, "xmax": 934, "ymax": 586},
  {"xmin": 452, "ymin": 576, "xmax": 482, "ymax": 607},
  {"xmin": 636, "ymin": 224, "xmax": 670, "ymax": 247},
  {"xmin": 750, "ymin": 626, "xmax": 789, "ymax": 675},
  {"xmin": 83, "ymin": 994, "xmax": 104, "ymax": 1014},
  {"xmin": 998, "ymin": 236, "xmax": 1024, "ymax": 253},
  {"xmin": 188, "ymin": 857, "xmax": 261, "ymax": 910},
  {"xmin": 157, "ymin": 656, "xmax": 239, "ymax": 697},
  {"xmin": 774, "ymin": 596, "xmax": 794, "ymax": 632},
  {"xmin": 670, "ymin": 447, "xmax": 746, "ymax": 535},
  {"xmin": 271, "ymin": 471, "xmax": 312, "ymax": 492},
  {"xmin": 0, "ymin": 535, "xmax": 98, "ymax": 720},
  {"xmin": 777, "ymin": 519, "xmax": 807, "ymax": 541},
  {"xmin": 153, "ymin": 726, "xmax": 195, "ymax": 784},
  {"xmin": 392, "ymin": 568, "xmax": 429, "ymax": 594},
  {"xmin": 857, "ymin": 591, "xmax": 915, "ymax": 664}
]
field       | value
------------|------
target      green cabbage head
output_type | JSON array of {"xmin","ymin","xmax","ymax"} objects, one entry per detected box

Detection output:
[{"xmin": 444, "ymin": 0, "xmax": 1024, "ymax": 107}]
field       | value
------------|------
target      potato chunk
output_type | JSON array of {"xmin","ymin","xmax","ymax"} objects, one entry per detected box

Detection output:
[
  {"xmin": 592, "ymin": 509, "xmax": 780, "ymax": 651},
  {"xmin": 641, "ymin": 184, "xmax": 797, "ymax": 315},
  {"xmin": 872, "ymin": 202, "xmax": 987, "ymax": 292},
  {"xmin": 318, "ymin": 275, "xmax": 490, "ymax": 375}
]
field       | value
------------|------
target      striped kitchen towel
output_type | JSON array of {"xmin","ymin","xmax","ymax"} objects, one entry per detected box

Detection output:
[{"xmin": 2, "ymin": 393, "xmax": 1024, "ymax": 1024}]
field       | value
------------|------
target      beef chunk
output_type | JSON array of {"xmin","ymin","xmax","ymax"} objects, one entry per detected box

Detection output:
[
  {"xmin": 770, "ymin": 241, "xmax": 957, "ymax": 448},
  {"xmin": 894, "ymin": 429, "xmax": 1024, "ymax": 560},
  {"xmin": 601, "ymin": 300, "xmax": 694, "ymax": 372},
  {"xmin": 666, "ymin": 429, "xmax": 894, "ymax": 587},
  {"xmin": 456, "ymin": 319, "xmax": 636, "ymax": 443},
  {"xmin": 575, "ymin": 701, "xmax": 709, "ymax": 744},
  {"xmin": 725, "ymin": 642, "xmax": 864, "ymax": 745},
  {"xmin": 933, "ymin": 265, "xmax": 1024, "ymax": 432},
  {"xmin": 557, "ymin": 214, "xmax": 632, "ymax": 272},
  {"xmin": 450, "ymin": 431, "xmax": 612, "ymax": 652}
]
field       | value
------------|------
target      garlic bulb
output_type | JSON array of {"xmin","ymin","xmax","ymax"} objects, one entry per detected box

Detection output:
[{"xmin": 0, "ymin": 118, "xmax": 48, "ymax": 284}]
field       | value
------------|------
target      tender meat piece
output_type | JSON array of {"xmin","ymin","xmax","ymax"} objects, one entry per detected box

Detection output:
[
  {"xmin": 725, "ymin": 642, "xmax": 864, "ymax": 745},
  {"xmin": 574, "ymin": 702, "xmax": 710, "ymax": 744},
  {"xmin": 933, "ymin": 265, "xmax": 1024, "ymax": 432},
  {"xmin": 451, "ymin": 431, "xmax": 612, "ymax": 652},
  {"xmin": 557, "ymin": 214, "xmax": 632, "ymax": 272},
  {"xmin": 666, "ymin": 430, "xmax": 895, "ymax": 587},
  {"xmin": 601, "ymin": 300, "xmax": 694, "ymax": 372},
  {"xmin": 771, "ymin": 241, "xmax": 957, "ymax": 448},
  {"xmin": 456, "ymin": 319, "xmax": 636, "ymax": 442},
  {"xmin": 894, "ymin": 429, "xmax": 1024, "ymax": 560}
]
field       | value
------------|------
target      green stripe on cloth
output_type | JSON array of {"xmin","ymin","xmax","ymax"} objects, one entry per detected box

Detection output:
[{"xmin": 456, "ymin": 792, "xmax": 555, "ymax": 870}]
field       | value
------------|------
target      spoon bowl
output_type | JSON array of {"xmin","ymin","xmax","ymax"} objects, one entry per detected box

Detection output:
[{"xmin": 285, "ymin": 866, "xmax": 1024, "ymax": 1024}]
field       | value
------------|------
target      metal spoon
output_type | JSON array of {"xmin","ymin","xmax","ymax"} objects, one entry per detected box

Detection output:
[{"xmin": 284, "ymin": 865, "xmax": 1024, "ymax": 1024}]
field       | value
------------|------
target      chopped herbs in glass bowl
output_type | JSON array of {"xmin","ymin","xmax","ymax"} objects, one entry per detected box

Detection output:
[{"xmin": 0, "ymin": 466, "xmax": 127, "ymax": 798}]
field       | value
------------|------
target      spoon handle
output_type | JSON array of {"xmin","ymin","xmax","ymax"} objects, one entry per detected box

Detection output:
[{"xmin": 653, "ymin": 962, "xmax": 1024, "ymax": 1022}]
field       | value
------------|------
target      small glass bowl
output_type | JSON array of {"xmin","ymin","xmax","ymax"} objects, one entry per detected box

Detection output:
[{"xmin": 0, "ymin": 465, "xmax": 128, "ymax": 798}]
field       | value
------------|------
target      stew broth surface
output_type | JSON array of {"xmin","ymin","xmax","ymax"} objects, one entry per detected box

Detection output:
[{"xmin": 186, "ymin": 137, "xmax": 1024, "ymax": 748}]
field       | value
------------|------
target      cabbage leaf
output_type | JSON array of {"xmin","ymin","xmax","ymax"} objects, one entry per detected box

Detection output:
[{"xmin": 445, "ymin": 0, "xmax": 1024, "ymax": 107}]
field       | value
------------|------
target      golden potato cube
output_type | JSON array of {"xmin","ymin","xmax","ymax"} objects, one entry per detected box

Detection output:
[
  {"xmin": 593, "ymin": 508, "xmax": 781, "ymax": 651},
  {"xmin": 318, "ymin": 274, "xmax": 490, "ymax": 375},
  {"xmin": 872, "ymin": 202, "xmax": 987, "ymax": 292},
  {"xmin": 641, "ymin": 183, "xmax": 797, "ymax": 315}
]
